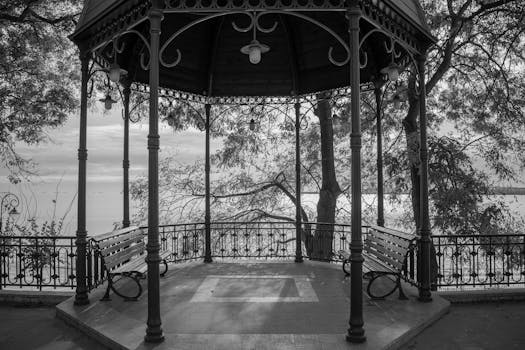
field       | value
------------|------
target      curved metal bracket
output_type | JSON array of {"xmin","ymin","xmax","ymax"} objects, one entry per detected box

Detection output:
[
  {"xmin": 95, "ymin": 29, "xmax": 152, "ymax": 71},
  {"xmin": 359, "ymin": 28, "xmax": 421, "ymax": 83},
  {"xmin": 159, "ymin": 10, "xmax": 350, "ymax": 69}
]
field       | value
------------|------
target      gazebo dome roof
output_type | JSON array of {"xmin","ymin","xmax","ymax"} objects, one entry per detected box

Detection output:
[{"xmin": 71, "ymin": 0, "xmax": 435, "ymax": 98}]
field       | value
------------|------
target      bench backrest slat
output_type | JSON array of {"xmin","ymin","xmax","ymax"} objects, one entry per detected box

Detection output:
[
  {"xmin": 366, "ymin": 235, "xmax": 410, "ymax": 259},
  {"xmin": 98, "ymin": 230, "xmax": 144, "ymax": 252},
  {"xmin": 368, "ymin": 225, "xmax": 416, "ymax": 240},
  {"xmin": 366, "ymin": 237, "xmax": 406, "ymax": 261},
  {"xmin": 104, "ymin": 242, "xmax": 146, "ymax": 270},
  {"xmin": 92, "ymin": 226, "xmax": 141, "ymax": 242},
  {"xmin": 368, "ymin": 231, "xmax": 412, "ymax": 249},
  {"xmin": 364, "ymin": 241, "xmax": 405, "ymax": 270}
]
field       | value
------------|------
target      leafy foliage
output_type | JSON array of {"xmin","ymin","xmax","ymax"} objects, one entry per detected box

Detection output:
[{"xmin": 0, "ymin": 0, "xmax": 82, "ymax": 182}]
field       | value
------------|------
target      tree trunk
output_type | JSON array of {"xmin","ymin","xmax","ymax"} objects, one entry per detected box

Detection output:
[{"xmin": 311, "ymin": 98, "xmax": 341, "ymax": 260}]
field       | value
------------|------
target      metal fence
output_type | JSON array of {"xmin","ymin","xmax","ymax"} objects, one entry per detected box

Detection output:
[
  {"xmin": 0, "ymin": 235, "xmax": 77, "ymax": 290},
  {"xmin": 156, "ymin": 221, "xmax": 353, "ymax": 261},
  {"xmin": 1, "ymin": 226, "xmax": 524, "ymax": 291},
  {"xmin": 432, "ymin": 234, "xmax": 525, "ymax": 288}
]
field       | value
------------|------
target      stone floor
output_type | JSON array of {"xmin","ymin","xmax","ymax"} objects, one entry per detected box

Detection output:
[{"xmin": 56, "ymin": 260, "xmax": 450, "ymax": 350}]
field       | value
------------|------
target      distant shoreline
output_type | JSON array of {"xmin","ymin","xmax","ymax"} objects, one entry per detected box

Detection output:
[
  {"xmin": 302, "ymin": 188, "xmax": 525, "ymax": 195},
  {"xmin": 491, "ymin": 187, "xmax": 525, "ymax": 195}
]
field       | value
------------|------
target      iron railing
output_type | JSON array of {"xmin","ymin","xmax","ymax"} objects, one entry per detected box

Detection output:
[
  {"xmin": 0, "ymin": 235, "xmax": 77, "ymax": 290},
  {"xmin": 1, "ymin": 225, "xmax": 524, "ymax": 291},
  {"xmin": 431, "ymin": 234, "xmax": 525, "ymax": 289},
  {"xmin": 155, "ymin": 221, "xmax": 354, "ymax": 261}
]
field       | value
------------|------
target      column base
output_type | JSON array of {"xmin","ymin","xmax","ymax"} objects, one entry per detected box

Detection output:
[
  {"xmin": 295, "ymin": 255, "xmax": 304, "ymax": 263},
  {"xmin": 346, "ymin": 329, "xmax": 366, "ymax": 343},
  {"xmin": 204, "ymin": 256, "xmax": 213, "ymax": 263},
  {"xmin": 418, "ymin": 290, "xmax": 433, "ymax": 303},
  {"xmin": 145, "ymin": 329, "xmax": 165, "ymax": 343},
  {"xmin": 74, "ymin": 294, "xmax": 90, "ymax": 306}
]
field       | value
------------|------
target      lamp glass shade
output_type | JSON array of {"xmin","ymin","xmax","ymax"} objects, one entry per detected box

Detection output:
[
  {"xmin": 381, "ymin": 63, "xmax": 400, "ymax": 82},
  {"xmin": 100, "ymin": 95, "xmax": 115, "ymax": 110},
  {"xmin": 249, "ymin": 46, "xmax": 262, "ymax": 64},
  {"xmin": 241, "ymin": 40, "xmax": 269, "ymax": 65},
  {"xmin": 109, "ymin": 63, "xmax": 121, "ymax": 83},
  {"xmin": 388, "ymin": 67, "xmax": 400, "ymax": 82}
]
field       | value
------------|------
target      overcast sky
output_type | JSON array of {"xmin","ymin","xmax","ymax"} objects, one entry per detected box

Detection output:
[{"xmin": 0, "ymin": 104, "xmax": 215, "ymax": 233}]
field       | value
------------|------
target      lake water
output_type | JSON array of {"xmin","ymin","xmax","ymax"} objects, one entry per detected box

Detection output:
[{"xmin": 3, "ymin": 179, "xmax": 524, "ymax": 236}]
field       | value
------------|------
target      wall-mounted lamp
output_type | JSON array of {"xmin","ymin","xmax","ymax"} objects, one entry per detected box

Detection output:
[
  {"xmin": 107, "ymin": 62, "xmax": 128, "ymax": 83},
  {"xmin": 249, "ymin": 118, "xmax": 256, "ymax": 131},
  {"xmin": 99, "ymin": 94, "xmax": 117, "ymax": 110},
  {"xmin": 381, "ymin": 62, "xmax": 401, "ymax": 82},
  {"xmin": 165, "ymin": 112, "xmax": 176, "ymax": 127}
]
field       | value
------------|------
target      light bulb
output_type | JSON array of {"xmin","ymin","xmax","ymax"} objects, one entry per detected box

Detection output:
[{"xmin": 249, "ymin": 46, "xmax": 262, "ymax": 64}]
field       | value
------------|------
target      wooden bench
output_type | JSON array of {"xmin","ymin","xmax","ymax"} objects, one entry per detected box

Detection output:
[
  {"xmin": 91, "ymin": 227, "xmax": 171, "ymax": 301},
  {"xmin": 338, "ymin": 226, "xmax": 417, "ymax": 300}
]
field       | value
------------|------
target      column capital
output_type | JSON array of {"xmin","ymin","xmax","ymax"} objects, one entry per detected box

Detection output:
[{"xmin": 346, "ymin": 1, "xmax": 362, "ymax": 22}]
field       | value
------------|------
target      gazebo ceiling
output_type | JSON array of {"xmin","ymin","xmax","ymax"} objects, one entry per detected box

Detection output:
[{"xmin": 71, "ymin": 0, "xmax": 435, "ymax": 98}]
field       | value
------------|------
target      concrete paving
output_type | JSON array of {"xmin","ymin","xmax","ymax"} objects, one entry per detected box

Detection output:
[
  {"xmin": 56, "ymin": 261, "xmax": 450, "ymax": 350},
  {"xmin": 0, "ymin": 305, "xmax": 107, "ymax": 350},
  {"xmin": 3, "ymin": 302, "xmax": 524, "ymax": 350}
]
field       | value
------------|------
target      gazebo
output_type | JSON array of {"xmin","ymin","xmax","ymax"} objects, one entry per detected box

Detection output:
[{"xmin": 70, "ymin": 0, "xmax": 435, "ymax": 344}]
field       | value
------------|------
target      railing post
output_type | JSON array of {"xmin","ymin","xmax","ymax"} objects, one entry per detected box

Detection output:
[
  {"xmin": 417, "ymin": 53, "xmax": 432, "ymax": 302},
  {"xmin": 75, "ymin": 52, "xmax": 90, "ymax": 306},
  {"xmin": 295, "ymin": 102, "xmax": 303, "ymax": 263},
  {"xmin": 204, "ymin": 103, "xmax": 212, "ymax": 263},
  {"xmin": 86, "ymin": 240, "xmax": 93, "ymax": 291},
  {"xmin": 346, "ymin": 1, "xmax": 366, "ymax": 343},
  {"xmin": 145, "ymin": 0, "xmax": 165, "ymax": 343}
]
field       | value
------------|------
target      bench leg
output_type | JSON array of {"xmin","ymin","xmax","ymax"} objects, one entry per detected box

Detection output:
[
  {"xmin": 160, "ymin": 259, "xmax": 168, "ymax": 277},
  {"xmin": 102, "ymin": 272, "xmax": 143, "ymax": 301},
  {"xmin": 397, "ymin": 275, "xmax": 408, "ymax": 300},
  {"xmin": 342, "ymin": 259, "xmax": 351, "ymax": 276},
  {"xmin": 366, "ymin": 272, "xmax": 402, "ymax": 300},
  {"xmin": 101, "ymin": 277, "xmax": 112, "ymax": 301}
]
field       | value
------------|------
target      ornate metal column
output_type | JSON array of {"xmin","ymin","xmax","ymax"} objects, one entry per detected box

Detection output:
[
  {"xmin": 145, "ymin": 1, "xmax": 165, "ymax": 343},
  {"xmin": 74, "ymin": 53, "xmax": 90, "ymax": 306},
  {"xmin": 346, "ymin": 2, "xmax": 366, "ymax": 343},
  {"xmin": 122, "ymin": 81, "xmax": 131, "ymax": 228},
  {"xmin": 204, "ymin": 103, "xmax": 212, "ymax": 263},
  {"xmin": 294, "ymin": 102, "xmax": 303, "ymax": 263},
  {"xmin": 375, "ymin": 87, "xmax": 385, "ymax": 227},
  {"xmin": 417, "ymin": 53, "xmax": 432, "ymax": 302}
]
